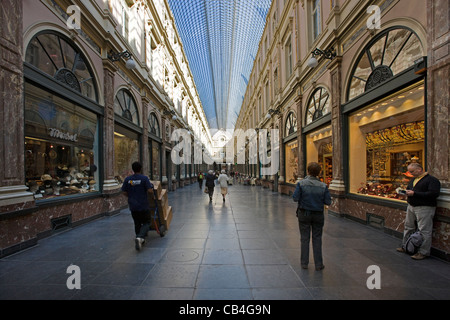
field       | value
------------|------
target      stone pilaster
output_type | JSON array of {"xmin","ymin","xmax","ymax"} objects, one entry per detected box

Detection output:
[
  {"xmin": 427, "ymin": 0, "xmax": 450, "ymax": 208},
  {"xmin": 0, "ymin": 0, "xmax": 34, "ymax": 209},
  {"xmin": 141, "ymin": 95, "xmax": 150, "ymax": 175},
  {"xmin": 295, "ymin": 91, "xmax": 305, "ymax": 180},
  {"xmin": 328, "ymin": 57, "xmax": 346, "ymax": 193},
  {"xmin": 102, "ymin": 61, "xmax": 119, "ymax": 191}
]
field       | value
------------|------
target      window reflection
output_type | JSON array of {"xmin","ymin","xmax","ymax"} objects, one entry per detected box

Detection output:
[
  {"xmin": 24, "ymin": 84, "xmax": 99, "ymax": 199},
  {"xmin": 25, "ymin": 32, "xmax": 97, "ymax": 101},
  {"xmin": 348, "ymin": 28, "xmax": 423, "ymax": 101}
]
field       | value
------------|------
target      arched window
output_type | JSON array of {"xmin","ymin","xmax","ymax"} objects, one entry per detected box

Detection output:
[
  {"xmin": 114, "ymin": 89, "xmax": 139, "ymax": 125},
  {"xmin": 148, "ymin": 112, "xmax": 161, "ymax": 138},
  {"xmin": 306, "ymin": 87, "xmax": 331, "ymax": 125},
  {"xmin": 347, "ymin": 27, "xmax": 423, "ymax": 101},
  {"xmin": 25, "ymin": 31, "xmax": 97, "ymax": 101},
  {"xmin": 285, "ymin": 112, "xmax": 297, "ymax": 137}
]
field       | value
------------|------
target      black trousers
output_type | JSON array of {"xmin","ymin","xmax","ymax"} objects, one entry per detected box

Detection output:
[
  {"xmin": 131, "ymin": 210, "xmax": 151, "ymax": 238},
  {"xmin": 297, "ymin": 209, "xmax": 325, "ymax": 267}
]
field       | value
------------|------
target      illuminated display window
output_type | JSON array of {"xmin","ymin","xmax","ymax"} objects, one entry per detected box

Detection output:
[{"xmin": 348, "ymin": 82, "xmax": 425, "ymax": 201}]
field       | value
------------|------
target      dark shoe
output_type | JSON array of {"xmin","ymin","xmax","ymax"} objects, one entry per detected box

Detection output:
[
  {"xmin": 396, "ymin": 247, "xmax": 406, "ymax": 253},
  {"xmin": 411, "ymin": 253, "xmax": 426, "ymax": 260},
  {"xmin": 301, "ymin": 265, "xmax": 308, "ymax": 269},
  {"xmin": 209, "ymin": 197, "xmax": 212, "ymax": 202},
  {"xmin": 315, "ymin": 265, "xmax": 325, "ymax": 271}
]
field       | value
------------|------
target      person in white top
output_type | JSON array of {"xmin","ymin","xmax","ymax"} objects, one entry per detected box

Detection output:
[{"xmin": 217, "ymin": 170, "xmax": 229, "ymax": 203}]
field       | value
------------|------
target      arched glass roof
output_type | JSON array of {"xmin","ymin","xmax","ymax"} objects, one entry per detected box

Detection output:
[{"xmin": 168, "ymin": 0, "xmax": 272, "ymax": 130}]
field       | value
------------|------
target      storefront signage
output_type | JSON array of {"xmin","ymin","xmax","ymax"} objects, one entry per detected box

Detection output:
[{"xmin": 48, "ymin": 128, "xmax": 78, "ymax": 142}]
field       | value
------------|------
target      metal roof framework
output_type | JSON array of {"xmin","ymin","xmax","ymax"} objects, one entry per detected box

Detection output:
[{"xmin": 168, "ymin": 0, "xmax": 272, "ymax": 130}]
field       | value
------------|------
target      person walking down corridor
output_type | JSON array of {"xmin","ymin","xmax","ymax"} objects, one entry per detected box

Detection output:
[
  {"xmin": 121, "ymin": 162, "xmax": 154, "ymax": 251},
  {"xmin": 397, "ymin": 163, "xmax": 441, "ymax": 260},
  {"xmin": 205, "ymin": 170, "xmax": 216, "ymax": 202},
  {"xmin": 217, "ymin": 170, "xmax": 229, "ymax": 202},
  {"xmin": 198, "ymin": 172, "xmax": 204, "ymax": 189},
  {"xmin": 293, "ymin": 162, "xmax": 332, "ymax": 271}
]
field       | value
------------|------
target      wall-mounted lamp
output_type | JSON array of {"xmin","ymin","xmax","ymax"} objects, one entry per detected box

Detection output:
[
  {"xmin": 163, "ymin": 109, "xmax": 178, "ymax": 121},
  {"xmin": 108, "ymin": 50, "xmax": 136, "ymax": 70},
  {"xmin": 307, "ymin": 48, "xmax": 337, "ymax": 68},
  {"xmin": 265, "ymin": 109, "xmax": 281, "ymax": 120}
]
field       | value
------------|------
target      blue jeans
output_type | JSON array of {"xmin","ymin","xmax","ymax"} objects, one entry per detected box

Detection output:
[
  {"xmin": 297, "ymin": 209, "xmax": 325, "ymax": 267},
  {"xmin": 131, "ymin": 210, "xmax": 151, "ymax": 238}
]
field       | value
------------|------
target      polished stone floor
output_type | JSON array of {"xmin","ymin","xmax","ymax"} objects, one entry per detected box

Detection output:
[{"xmin": 1, "ymin": 183, "xmax": 449, "ymax": 300}]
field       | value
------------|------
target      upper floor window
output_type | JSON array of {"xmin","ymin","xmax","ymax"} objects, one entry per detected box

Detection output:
[
  {"xmin": 312, "ymin": 0, "xmax": 321, "ymax": 41},
  {"xmin": 285, "ymin": 36, "xmax": 292, "ymax": 81}
]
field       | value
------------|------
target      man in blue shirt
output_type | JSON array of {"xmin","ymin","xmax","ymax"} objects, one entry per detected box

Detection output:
[
  {"xmin": 122, "ymin": 162, "xmax": 154, "ymax": 250},
  {"xmin": 293, "ymin": 162, "xmax": 332, "ymax": 271}
]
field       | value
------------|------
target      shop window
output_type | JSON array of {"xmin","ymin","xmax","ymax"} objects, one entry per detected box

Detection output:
[
  {"xmin": 25, "ymin": 84, "xmax": 99, "ymax": 199},
  {"xmin": 285, "ymin": 112, "xmax": 297, "ymax": 137},
  {"xmin": 348, "ymin": 82, "xmax": 425, "ymax": 201},
  {"xmin": 148, "ymin": 113, "xmax": 161, "ymax": 181},
  {"xmin": 305, "ymin": 87, "xmax": 332, "ymax": 185},
  {"xmin": 348, "ymin": 28, "xmax": 423, "ymax": 101},
  {"xmin": 306, "ymin": 87, "xmax": 330, "ymax": 125},
  {"xmin": 114, "ymin": 125, "xmax": 139, "ymax": 183},
  {"xmin": 306, "ymin": 125, "xmax": 332, "ymax": 186},
  {"xmin": 285, "ymin": 140, "xmax": 298, "ymax": 184},
  {"xmin": 151, "ymin": 142, "xmax": 161, "ymax": 181},
  {"xmin": 25, "ymin": 31, "xmax": 97, "ymax": 102}
]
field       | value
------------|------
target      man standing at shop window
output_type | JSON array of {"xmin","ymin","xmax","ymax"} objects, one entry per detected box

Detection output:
[
  {"xmin": 122, "ymin": 162, "xmax": 154, "ymax": 251},
  {"xmin": 397, "ymin": 163, "xmax": 441, "ymax": 260}
]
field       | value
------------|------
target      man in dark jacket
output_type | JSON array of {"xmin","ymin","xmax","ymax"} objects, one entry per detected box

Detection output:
[
  {"xmin": 205, "ymin": 170, "xmax": 216, "ymax": 202},
  {"xmin": 293, "ymin": 162, "xmax": 332, "ymax": 271},
  {"xmin": 397, "ymin": 163, "xmax": 441, "ymax": 260},
  {"xmin": 122, "ymin": 162, "xmax": 154, "ymax": 251}
]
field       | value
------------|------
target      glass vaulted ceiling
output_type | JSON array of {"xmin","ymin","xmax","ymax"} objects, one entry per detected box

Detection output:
[{"xmin": 168, "ymin": 0, "xmax": 272, "ymax": 130}]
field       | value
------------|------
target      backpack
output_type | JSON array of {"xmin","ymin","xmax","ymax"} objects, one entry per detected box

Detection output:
[{"xmin": 404, "ymin": 231, "xmax": 424, "ymax": 255}]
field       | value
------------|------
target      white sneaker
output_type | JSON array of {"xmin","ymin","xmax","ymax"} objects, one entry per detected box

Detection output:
[{"xmin": 135, "ymin": 237, "xmax": 144, "ymax": 251}]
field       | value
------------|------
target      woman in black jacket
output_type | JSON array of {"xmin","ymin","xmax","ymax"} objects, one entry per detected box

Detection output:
[{"xmin": 205, "ymin": 170, "xmax": 216, "ymax": 202}]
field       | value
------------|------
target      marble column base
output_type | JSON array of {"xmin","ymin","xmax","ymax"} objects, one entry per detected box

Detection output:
[
  {"xmin": 102, "ymin": 179, "xmax": 120, "ymax": 191},
  {"xmin": 437, "ymin": 188, "xmax": 450, "ymax": 209},
  {"xmin": 0, "ymin": 185, "xmax": 34, "ymax": 207},
  {"xmin": 329, "ymin": 179, "xmax": 346, "ymax": 192}
]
